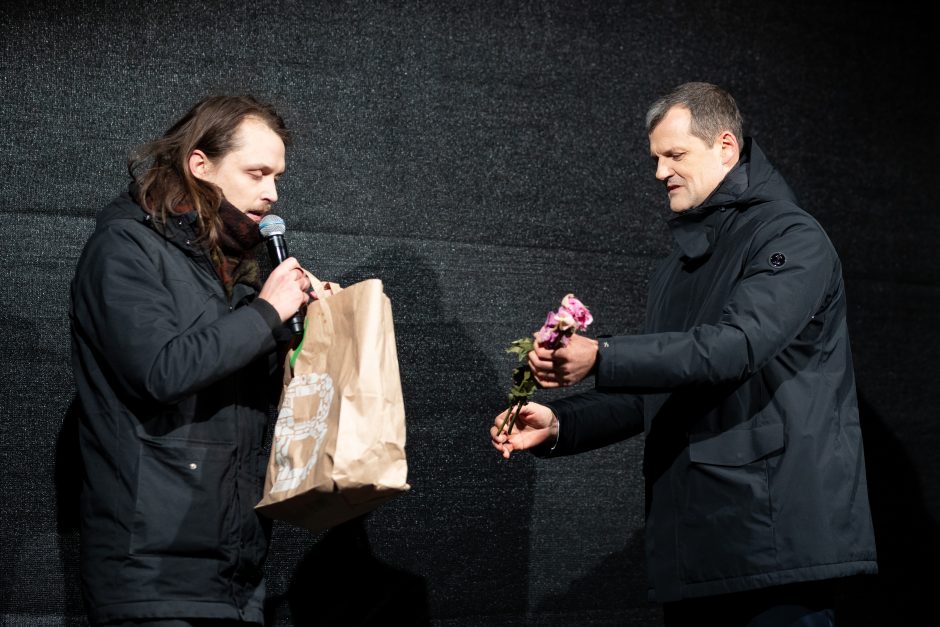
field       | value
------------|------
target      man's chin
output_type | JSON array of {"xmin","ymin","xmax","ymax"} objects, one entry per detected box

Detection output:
[{"xmin": 666, "ymin": 191, "xmax": 693, "ymax": 213}]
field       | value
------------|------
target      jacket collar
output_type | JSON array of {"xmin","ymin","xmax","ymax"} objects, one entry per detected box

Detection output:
[
  {"xmin": 121, "ymin": 181, "xmax": 202, "ymax": 250},
  {"xmin": 111, "ymin": 182, "xmax": 218, "ymax": 280},
  {"xmin": 666, "ymin": 142, "xmax": 751, "ymax": 262}
]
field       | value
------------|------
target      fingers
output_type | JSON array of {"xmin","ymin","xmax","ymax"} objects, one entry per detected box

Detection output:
[
  {"xmin": 531, "ymin": 342, "xmax": 555, "ymax": 359},
  {"xmin": 528, "ymin": 344, "xmax": 581, "ymax": 388},
  {"xmin": 500, "ymin": 442, "xmax": 513, "ymax": 459},
  {"xmin": 491, "ymin": 409, "xmax": 509, "ymax": 438},
  {"xmin": 291, "ymin": 267, "xmax": 311, "ymax": 302},
  {"xmin": 490, "ymin": 430, "xmax": 516, "ymax": 459},
  {"xmin": 298, "ymin": 269, "xmax": 311, "ymax": 293},
  {"xmin": 257, "ymin": 258, "xmax": 313, "ymax": 322},
  {"xmin": 491, "ymin": 403, "xmax": 557, "ymax": 460},
  {"xmin": 528, "ymin": 353, "xmax": 563, "ymax": 388},
  {"xmin": 491, "ymin": 410, "xmax": 514, "ymax": 458},
  {"xmin": 491, "ymin": 407, "xmax": 538, "ymax": 459},
  {"xmin": 309, "ymin": 281, "xmax": 331, "ymax": 301},
  {"xmin": 490, "ymin": 424, "xmax": 512, "ymax": 459},
  {"xmin": 274, "ymin": 258, "xmax": 307, "ymax": 289},
  {"xmin": 279, "ymin": 256, "xmax": 300, "ymax": 271},
  {"xmin": 527, "ymin": 350, "xmax": 553, "ymax": 376}
]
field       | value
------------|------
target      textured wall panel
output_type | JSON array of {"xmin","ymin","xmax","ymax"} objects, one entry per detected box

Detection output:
[{"xmin": 1, "ymin": 1, "xmax": 937, "ymax": 626}]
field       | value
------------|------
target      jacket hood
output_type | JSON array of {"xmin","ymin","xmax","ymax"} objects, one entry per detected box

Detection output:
[
  {"xmin": 96, "ymin": 182, "xmax": 200, "ymax": 235},
  {"xmin": 95, "ymin": 185, "xmax": 146, "ymax": 229},
  {"xmin": 96, "ymin": 183, "xmax": 215, "ymax": 276},
  {"xmin": 725, "ymin": 138, "xmax": 798, "ymax": 209},
  {"xmin": 667, "ymin": 139, "xmax": 799, "ymax": 260}
]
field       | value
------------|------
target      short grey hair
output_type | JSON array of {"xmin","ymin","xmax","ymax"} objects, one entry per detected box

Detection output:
[{"xmin": 645, "ymin": 82, "xmax": 744, "ymax": 147}]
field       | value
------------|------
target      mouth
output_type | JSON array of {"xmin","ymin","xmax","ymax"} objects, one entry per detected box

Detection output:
[{"xmin": 246, "ymin": 208, "xmax": 268, "ymax": 223}]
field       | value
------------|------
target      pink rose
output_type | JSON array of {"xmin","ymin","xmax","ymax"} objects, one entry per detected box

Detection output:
[
  {"xmin": 539, "ymin": 327, "xmax": 561, "ymax": 346},
  {"xmin": 553, "ymin": 309, "xmax": 577, "ymax": 333},
  {"xmin": 561, "ymin": 293, "xmax": 593, "ymax": 330},
  {"xmin": 537, "ymin": 311, "xmax": 558, "ymax": 345},
  {"xmin": 497, "ymin": 293, "xmax": 594, "ymax": 438}
]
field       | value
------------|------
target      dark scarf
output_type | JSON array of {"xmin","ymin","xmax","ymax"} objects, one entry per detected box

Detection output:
[
  {"xmin": 210, "ymin": 199, "xmax": 263, "ymax": 299},
  {"xmin": 134, "ymin": 181, "xmax": 263, "ymax": 299}
]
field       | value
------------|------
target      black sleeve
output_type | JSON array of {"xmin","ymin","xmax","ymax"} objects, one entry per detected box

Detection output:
[{"xmin": 538, "ymin": 389, "xmax": 644, "ymax": 457}]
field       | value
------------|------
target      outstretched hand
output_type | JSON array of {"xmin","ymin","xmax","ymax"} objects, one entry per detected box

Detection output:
[{"xmin": 490, "ymin": 401, "xmax": 557, "ymax": 459}]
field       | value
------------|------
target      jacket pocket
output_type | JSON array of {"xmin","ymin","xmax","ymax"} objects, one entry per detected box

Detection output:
[
  {"xmin": 678, "ymin": 423, "xmax": 785, "ymax": 583},
  {"xmin": 130, "ymin": 438, "xmax": 236, "ymax": 559},
  {"xmin": 688, "ymin": 423, "xmax": 784, "ymax": 466}
]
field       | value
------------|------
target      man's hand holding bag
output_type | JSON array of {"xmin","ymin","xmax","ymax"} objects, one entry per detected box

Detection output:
[{"xmin": 255, "ymin": 272, "xmax": 410, "ymax": 533}]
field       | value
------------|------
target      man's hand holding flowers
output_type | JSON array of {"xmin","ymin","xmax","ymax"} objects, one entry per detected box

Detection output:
[
  {"xmin": 490, "ymin": 402, "xmax": 557, "ymax": 460},
  {"xmin": 490, "ymin": 294, "xmax": 593, "ymax": 459},
  {"xmin": 528, "ymin": 333, "xmax": 599, "ymax": 388},
  {"xmin": 528, "ymin": 292, "xmax": 597, "ymax": 388}
]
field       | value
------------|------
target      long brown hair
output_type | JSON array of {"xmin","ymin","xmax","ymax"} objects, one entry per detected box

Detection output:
[{"xmin": 128, "ymin": 95, "xmax": 291, "ymax": 250}]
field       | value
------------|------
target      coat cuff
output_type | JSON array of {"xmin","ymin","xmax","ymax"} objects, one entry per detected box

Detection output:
[{"xmin": 249, "ymin": 298, "xmax": 282, "ymax": 332}]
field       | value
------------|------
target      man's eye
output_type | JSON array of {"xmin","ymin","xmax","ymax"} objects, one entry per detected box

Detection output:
[{"xmin": 248, "ymin": 171, "xmax": 262, "ymax": 180}]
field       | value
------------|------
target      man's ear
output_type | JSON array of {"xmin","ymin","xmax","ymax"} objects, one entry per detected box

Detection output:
[
  {"xmin": 718, "ymin": 130, "xmax": 740, "ymax": 168},
  {"xmin": 188, "ymin": 149, "xmax": 212, "ymax": 180}
]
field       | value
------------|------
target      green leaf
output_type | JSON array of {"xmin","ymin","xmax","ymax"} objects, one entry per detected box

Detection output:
[
  {"xmin": 508, "ymin": 364, "xmax": 536, "ymax": 400},
  {"xmin": 505, "ymin": 337, "xmax": 534, "ymax": 361}
]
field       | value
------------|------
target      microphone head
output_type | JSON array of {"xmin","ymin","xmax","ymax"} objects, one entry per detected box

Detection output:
[{"xmin": 259, "ymin": 214, "xmax": 286, "ymax": 238}]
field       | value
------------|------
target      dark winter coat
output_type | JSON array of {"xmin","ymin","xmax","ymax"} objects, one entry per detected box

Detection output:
[
  {"xmin": 69, "ymin": 188, "xmax": 285, "ymax": 624},
  {"xmin": 544, "ymin": 139, "xmax": 878, "ymax": 602}
]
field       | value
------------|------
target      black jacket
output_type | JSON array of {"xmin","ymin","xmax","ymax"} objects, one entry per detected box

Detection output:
[
  {"xmin": 69, "ymin": 189, "xmax": 284, "ymax": 624},
  {"xmin": 545, "ymin": 140, "xmax": 877, "ymax": 602}
]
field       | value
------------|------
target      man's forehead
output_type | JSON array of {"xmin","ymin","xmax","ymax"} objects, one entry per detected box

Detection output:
[
  {"xmin": 649, "ymin": 108, "xmax": 698, "ymax": 150},
  {"xmin": 230, "ymin": 120, "xmax": 286, "ymax": 170}
]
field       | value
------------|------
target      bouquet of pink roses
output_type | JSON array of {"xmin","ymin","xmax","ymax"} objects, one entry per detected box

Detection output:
[{"xmin": 495, "ymin": 293, "xmax": 593, "ymax": 437}]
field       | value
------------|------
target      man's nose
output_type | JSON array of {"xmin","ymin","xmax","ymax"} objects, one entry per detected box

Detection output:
[
  {"xmin": 263, "ymin": 178, "xmax": 278, "ymax": 204},
  {"xmin": 655, "ymin": 159, "xmax": 672, "ymax": 181}
]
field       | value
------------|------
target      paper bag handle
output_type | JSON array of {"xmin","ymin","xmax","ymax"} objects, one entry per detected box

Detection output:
[
  {"xmin": 288, "ymin": 271, "xmax": 339, "ymax": 372},
  {"xmin": 305, "ymin": 270, "xmax": 337, "ymax": 302}
]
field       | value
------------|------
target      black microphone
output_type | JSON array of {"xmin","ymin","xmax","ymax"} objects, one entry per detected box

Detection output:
[{"xmin": 259, "ymin": 214, "xmax": 305, "ymax": 336}]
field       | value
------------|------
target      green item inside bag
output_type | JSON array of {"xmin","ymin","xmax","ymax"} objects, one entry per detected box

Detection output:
[{"xmin": 289, "ymin": 317, "xmax": 308, "ymax": 371}]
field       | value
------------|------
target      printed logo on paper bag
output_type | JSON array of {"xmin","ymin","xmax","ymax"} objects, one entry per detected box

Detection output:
[{"xmin": 271, "ymin": 373, "xmax": 334, "ymax": 493}]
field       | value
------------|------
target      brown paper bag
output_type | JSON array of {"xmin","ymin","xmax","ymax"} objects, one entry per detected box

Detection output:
[{"xmin": 255, "ymin": 274, "xmax": 409, "ymax": 533}]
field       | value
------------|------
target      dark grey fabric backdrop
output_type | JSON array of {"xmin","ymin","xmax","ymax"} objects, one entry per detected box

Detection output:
[{"xmin": 1, "ymin": 1, "xmax": 937, "ymax": 625}]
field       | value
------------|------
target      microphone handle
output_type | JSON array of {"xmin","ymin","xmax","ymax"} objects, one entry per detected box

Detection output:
[
  {"xmin": 265, "ymin": 235, "xmax": 306, "ymax": 336},
  {"xmin": 265, "ymin": 235, "xmax": 290, "ymax": 266},
  {"xmin": 287, "ymin": 307, "xmax": 306, "ymax": 336}
]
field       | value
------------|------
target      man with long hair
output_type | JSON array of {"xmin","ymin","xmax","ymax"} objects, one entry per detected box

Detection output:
[{"xmin": 70, "ymin": 95, "xmax": 311, "ymax": 626}]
